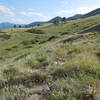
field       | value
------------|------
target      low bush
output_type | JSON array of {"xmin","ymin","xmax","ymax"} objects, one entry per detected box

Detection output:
[
  {"xmin": 26, "ymin": 28, "xmax": 45, "ymax": 34},
  {"xmin": 48, "ymin": 52, "xmax": 100, "ymax": 79},
  {"xmin": 49, "ymin": 90, "xmax": 75, "ymax": 100},
  {"xmin": 3, "ymin": 67, "xmax": 20, "ymax": 80},
  {"xmin": 0, "ymin": 86, "xmax": 28, "ymax": 100}
]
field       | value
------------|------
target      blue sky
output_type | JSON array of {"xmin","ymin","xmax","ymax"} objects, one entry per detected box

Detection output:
[{"xmin": 0, "ymin": 0, "xmax": 99, "ymax": 24}]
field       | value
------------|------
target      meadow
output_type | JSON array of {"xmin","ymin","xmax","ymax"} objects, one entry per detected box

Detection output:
[{"xmin": 0, "ymin": 14, "xmax": 100, "ymax": 100}]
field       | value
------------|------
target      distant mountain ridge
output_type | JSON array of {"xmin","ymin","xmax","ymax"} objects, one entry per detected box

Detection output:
[
  {"xmin": 66, "ymin": 14, "xmax": 83, "ymax": 20},
  {"xmin": 0, "ymin": 22, "xmax": 14, "ymax": 29},
  {"xmin": 27, "ymin": 21, "xmax": 46, "ymax": 27},
  {"xmin": 27, "ymin": 16, "xmax": 62, "ymax": 27},
  {"xmin": 0, "ymin": 22, "xmax": 25, "ymax": 29},
  {"xmin": 82, "ymin": 8, "xmax": 100, "ymax": 18},
  {"xmin": 66, "ymin": 8, "xmax": 100, "ymax": 20},
  {"xmin": 48, "ymin": 16, "xmax": 62, "ymax": 23},
  {"xmin": 0, "ymin": 8, "xmax": 100, "ymax": 29}
]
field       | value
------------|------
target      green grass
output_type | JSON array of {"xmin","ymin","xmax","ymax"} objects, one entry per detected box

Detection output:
[{"xmin": 0, "ymin": 15, "xmax": 100, "ymax": 100}]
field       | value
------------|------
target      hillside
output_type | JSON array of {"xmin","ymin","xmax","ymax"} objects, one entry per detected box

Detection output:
[
  {"xmin": 66, "ymin": 14, "xmax": 83, "ymax": 20},
  {"xmin": 0, "ymin": 14, "xmax": 100, "ymax": 100},
  {"xmin": 66, "ymin": 8, "xmax": 100, "ymax": 20},
  {"xmin": 82, "ymin": 8, "xmax": 100, "ymax": 18}
]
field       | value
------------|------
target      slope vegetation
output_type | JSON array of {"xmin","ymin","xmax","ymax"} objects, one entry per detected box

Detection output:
[{"xmin": 0, "ymin": 15, "xmax": 100, "ymax": 100}]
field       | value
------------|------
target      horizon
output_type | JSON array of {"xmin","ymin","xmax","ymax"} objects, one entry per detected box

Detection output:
[{"xmin": 0, "ymin": 0, "xmax": 100, "ymax": 24}]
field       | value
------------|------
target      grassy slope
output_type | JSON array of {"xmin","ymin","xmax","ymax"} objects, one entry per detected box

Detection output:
[{"xmin": 0, "ymin": 15, "xmax": 100, "ymax": 100}]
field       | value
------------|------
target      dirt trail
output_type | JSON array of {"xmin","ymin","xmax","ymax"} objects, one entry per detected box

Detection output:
[
  {"xmin": 95, "ymin": 84, "xmax": 100, "ymax": 100},
  {"xmin": 26, "ymin": 84, "xmax": 50, "ymax": 100},
  {"xmin": 26, "ymin": 84, "xmax": 100, "ymax": 100}
]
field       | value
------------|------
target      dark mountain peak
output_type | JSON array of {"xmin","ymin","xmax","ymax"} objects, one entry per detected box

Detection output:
[
  {"xmin": 66, "ymin": 8, "xmax": 100, "ymax": 20},
  {"xmin": 82, "ymin": 8, "xmax": 100, "ymax": 18},
  {"xmin": 67, "ymin": 14, "xmax": 83, "ymax": 20},
  {"xmin": 74, "ymin": 14, "xmax": 83, "ymax": 17},
  {"xmin": 48, "ymin": 16, "xmax": 62, "ymax": 23},
  {"xmin": 54, "ymin": 16, "xmax": 62, "ymax": 19}
]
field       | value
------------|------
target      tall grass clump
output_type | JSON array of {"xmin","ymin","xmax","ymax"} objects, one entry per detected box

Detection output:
[
  {"xmin": 0, "ymin": 86, "xmax": 28, "ymax": 100},
  {"xmin": 48, "ymin": 52, "xmax": 100, "ymax": 79}
]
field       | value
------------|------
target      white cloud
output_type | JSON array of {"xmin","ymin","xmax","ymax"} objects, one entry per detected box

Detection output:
[
  {"xmin": 61, "ymin": 1, "xmax": 68, "ymax": 5},
  {"xmin": 11, "ymin": 18, "xmax": 27, "ymax": 24},
  {"xmin": 33, "ymin": 12, "xmax": 51, "ymax": 21},
  {"xmin": 0, "ymin": 5, "xmax": 15, "ymax": 16},
  {"xmin": 54, "ymin": 10, "xmax": 72, "ymax": 15},
  {"xmin": 28, "ymin": 8, "xmax": 34, "ymax": 11},
  {"xmin": 20, "ymin": 11, "xmax": 51, "ymax": 21},
  {"xmin": 54, "ymin": 7, "xmax": 97, "ymax": 15},
  {"xmin": 74, "ymin": 7, "xmax": 94, "ymax": 14},
  {"xmin": 20, "ymin": 12, "xmax": 33, "ymax": 16}
]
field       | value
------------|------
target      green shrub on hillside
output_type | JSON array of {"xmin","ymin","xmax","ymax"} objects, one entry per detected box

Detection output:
[
  {"xmin": 26, "ymin": 28, "xmax": 45, "ymax": 34},
  {"xmin": 0, "ymin": 86, "xmax": 28, "ymax": 100},
  {"xmin": 49, "ymin": 90, "xmax": 75, "ymax": 100},
  {"xmin": 48, "ymin": 52, "xmax": 100, "ymax": 79}
]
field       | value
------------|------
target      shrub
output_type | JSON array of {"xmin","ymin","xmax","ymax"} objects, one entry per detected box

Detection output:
[
  {"xmin": 26, "ymin": 28, "xmax": 45, "ymax": 34},
  {"xmin": 3, "ymin": 67, "xmax": 20, "ymax": 80},
  {"xmin": 48, "ymin": 66, "xmax": 67, "ymax": 78},
  {"xmin": 48, "ymin": 52, "xmax": 100, "ymax": 79},
  {"xmin": 21, "ymin": 55, "xmax": 48, "ymax": 69},
  {"xmin": 67, "ymin": 43, "xmax": 98, "ymax": 54},
  {"xmin": 0, "ymin": 86, "xmax": 28, "ymax": 100},
  {"xmin": 22, "ymin": 70, "xmax": 48, "ymax": 86},
  {"xmin": 50, "ymin": 47, "xmax": 68, "ymax": 63},
  {"xmin": 49, "ymin": 90, "xmax": 75, "ymax": 100},
  {"xmin": 49, "ymin": 79, "xmax": 97, "ymax": 100},
  {"xmin": 0, "ymin": 34, "xmax": 10, "ymax": 40},
  {"xmin": 25, "ymin": 59, "xmax": 41, "ymax": 69},
  {"xmin": 21, "ymin": 39, "xmax": 39, "ymax": 45}
]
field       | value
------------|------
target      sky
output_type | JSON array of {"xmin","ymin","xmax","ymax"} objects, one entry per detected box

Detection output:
[{"xmin": 0, "ymin": 0, "xmax": 100, "ymax": 24}]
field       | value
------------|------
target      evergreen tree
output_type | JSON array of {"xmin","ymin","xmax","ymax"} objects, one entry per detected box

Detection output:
[
  {"xmin": 62, "ymin": 17, "xmax": 66, "ymax": 22},
  {"xmin": 14, "ymin": 25, "xmax": 17, "ymax": 28}
]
